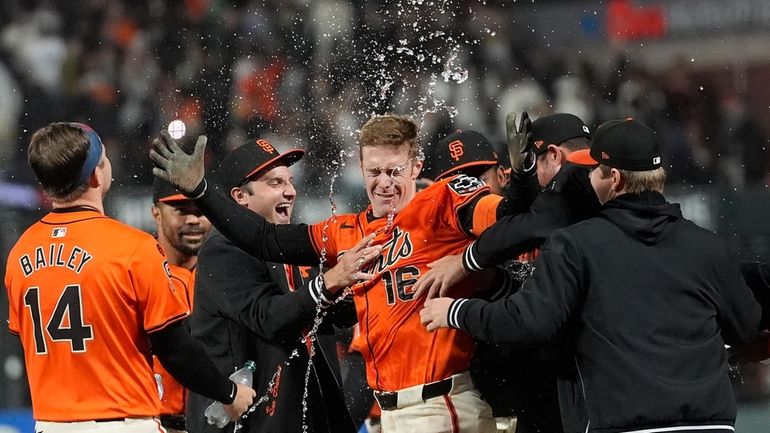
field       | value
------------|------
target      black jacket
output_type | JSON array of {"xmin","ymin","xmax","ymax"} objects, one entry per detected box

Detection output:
[
  {"xmin": 186, "ymin": 229, "xmax": 357, "ymax": 433},
  {"xmin": 451, "ymin": 192, "xmax": 761, "ymax": 433},
  {"xmin": 464, "ymin": 163, "xmax": 600, "ymax": 271},
  {"xmin": 464, "ymin": 164, "xmax": 599, "ymax": 433}
]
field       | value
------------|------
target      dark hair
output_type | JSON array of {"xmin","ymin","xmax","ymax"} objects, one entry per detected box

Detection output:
[
  {"xmin": 28, "ymin": 122, "xmax": 91, "ymax": 201},
  {"xmin": 559, "ymin": 136, "xmax": 590, "ymax": 153},
  {"xmin": 359, "ymin": 114, "xmax": 420, "ymax": 160}
]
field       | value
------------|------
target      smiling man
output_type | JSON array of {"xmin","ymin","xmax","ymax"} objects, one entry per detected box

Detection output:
[
  {"xmin": 150, "ymin": 115, "xmax": 517, "ymax": 433},
  {"xmin": 185, "ymin": 138, "xmax": 363, "ymax": 433},
  {"xmin": 150, "ymin": 178, "xmax": 212, "ymax": 433}
]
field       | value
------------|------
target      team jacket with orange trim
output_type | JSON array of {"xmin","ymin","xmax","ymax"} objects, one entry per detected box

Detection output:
[
  {"xmin": 187, "ymin": 228, "xmax": 356, "ymax": 433},
  {"xmin": 4, "ymin": 208, "xmax": 190, "ymax": 422},
  {"xmin": 463, "ymin": 164, "xmax": 600, "ymax": 272},
  {"xmin": 190, "ymin": 175, "xmax": 513, "ymax": 391},
  {"xmin": 153, "ymin": 263, "xmax": 195, "ymax": 418}
]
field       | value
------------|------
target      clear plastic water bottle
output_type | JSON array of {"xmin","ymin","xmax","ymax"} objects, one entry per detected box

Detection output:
[{"xmin": 205, "ymin": 361, "xmax": 256, "ymax": 428}]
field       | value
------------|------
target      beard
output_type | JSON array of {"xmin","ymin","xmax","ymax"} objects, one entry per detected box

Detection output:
[
  {"xmin": 165, "ymin": 226, "xmax": 206, "ymax": 256},
  {"xmin": 175, "ymin": 239, "xmax": 202, "ymax": 256}
]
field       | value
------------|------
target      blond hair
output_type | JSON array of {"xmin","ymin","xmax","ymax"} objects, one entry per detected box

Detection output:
[
  {"xmin": 358, "ymin": 114, "xmax": 420, "ymax": 160},
  {"xmin": 599, "ymin": 165, "xmax": 666, "ymax": 193}
]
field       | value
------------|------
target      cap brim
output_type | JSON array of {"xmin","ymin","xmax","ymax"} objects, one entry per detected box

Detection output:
[
  {"xmin": 157, "ymin": 193, "xmax": 191, "ymax": 203},
  {"xmin": 566, "ymin": 149, "xmax": 599, "ymax": 166},
  {"xmin": 434, "ymin": 160, "xmax": 498, "ymax": 182},
  {"xmin": 243, "ymin": 148, "xmax": 305, "ymax": 181}
]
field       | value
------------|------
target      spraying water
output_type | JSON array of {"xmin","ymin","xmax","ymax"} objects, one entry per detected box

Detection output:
[{"xmin": 232, "ymin": 2, "xmax": 499, "ymax": 430}]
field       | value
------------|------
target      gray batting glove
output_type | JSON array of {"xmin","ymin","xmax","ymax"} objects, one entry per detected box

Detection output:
[
  {"xmin": 149, "ymin": 131, "xmax": 207, "ymax": 194},
  {"xmin": 506, "ymin": 111, "xmax": 535, "ymax": 175}
]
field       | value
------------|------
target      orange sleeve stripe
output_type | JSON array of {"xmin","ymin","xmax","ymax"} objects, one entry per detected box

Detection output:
[
  {"xmin": 146, "ymin": 311, "xmax": 190, "ymax": 333},
  {"xmin": 471, "ymin": 194, "xmax": 503, "ymax": 236}
]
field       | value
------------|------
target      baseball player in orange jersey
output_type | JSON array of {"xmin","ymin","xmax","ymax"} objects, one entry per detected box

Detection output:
[
  {"xmin": 151, "ymin": 115, "xmax": 520, "ymax": 433},
  {"xmin": 4, "ymin": 122, "xmax": 254, "ymax": 433},
  {"xmin": 430, "ymin": 129, "xmax": 508, "ymax": 195},
  {"xmin": 151, "ymin": 177, "xmax": 212, "ymax": 433}
]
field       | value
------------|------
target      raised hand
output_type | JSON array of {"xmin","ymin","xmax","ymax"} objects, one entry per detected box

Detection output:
[
  {"xmin": 149, "ymin": 130, "xmax": 207, "ymax": 193},
  {"xmin": 412, "ymin": 254, "xmax": 468, "ymax": 300},
  {"xmin": 506, "ymin": 111, "xmax": 535, "ymax": 175}
]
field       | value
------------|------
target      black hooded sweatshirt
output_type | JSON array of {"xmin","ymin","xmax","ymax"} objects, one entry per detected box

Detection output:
[{"xmin": 448, "ymin": 191, "xmax": 761, "ymax": 433}]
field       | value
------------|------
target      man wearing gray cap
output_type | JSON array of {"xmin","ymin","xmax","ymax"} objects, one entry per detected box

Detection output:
[{"xmin": 421, "ymin": 118, "xmax": 762, "ymax": 433}]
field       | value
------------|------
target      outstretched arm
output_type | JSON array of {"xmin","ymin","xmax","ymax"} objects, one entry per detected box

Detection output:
[
  {"xmin": 150, "ymin": 321, "xmax": 256, "ymax": 419},
  {"xmin": 197, "ymin": 184, "xmax": 319, "ymax": 265},
  {"xmin": 465, "ymin": 164, "xmax": 598, "ymax": 271},
  {"xmin": 198, "ymin": 232, "xmax": 378, "ymax": 341},
  {"xmin": 420, "ymin": 230, "xmax": 585, "ymax": 345},
  {"xmin": 150, "ymin": 131, "xmax": 318, "ymax": 265}
]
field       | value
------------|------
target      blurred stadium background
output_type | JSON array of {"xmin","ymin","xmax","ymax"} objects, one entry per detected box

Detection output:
[{"xmin": 1, "ymin": 0, "xmax": 770, "ymax": 431}]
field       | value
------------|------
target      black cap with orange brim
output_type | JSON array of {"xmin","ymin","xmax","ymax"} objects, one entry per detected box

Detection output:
[
  {"xmin": 218, "ymin": 138, "xmax": 304, "ymax": 190},
  {"xmin": 153, "ymin": 177, "xmax": 189, "ymax": 203},
  {"xmin": 432, "ymin": 129, "xmax": 499, "ymax": 181},
  {"xmin": 567, "ymin": 118, "xmax": 662, "ymax": 171},
  {"xmin": 531, "ymin": 113, "xmax": 591, "ymax": 156}
]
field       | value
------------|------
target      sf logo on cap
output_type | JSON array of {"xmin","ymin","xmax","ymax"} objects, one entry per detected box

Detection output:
[
  {"xmin": 256, "ymin": 139, "xmax": 275, "ymax": 154},
  {"xmin": 448, "ymin": 140, "xmax": 464, "ymax": 161}
]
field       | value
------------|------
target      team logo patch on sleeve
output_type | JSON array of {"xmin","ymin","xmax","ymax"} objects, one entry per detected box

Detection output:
[{"xmin": 447, "ymin": 174, "xmax": 484, "ymax": 195}]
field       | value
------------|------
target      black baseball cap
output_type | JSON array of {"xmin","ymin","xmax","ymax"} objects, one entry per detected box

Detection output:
[
  {"xmin": 432, "ymin": 130, "xmax": 499, "ymax": 181},
  {"xmin": 153, "ymin": 177, "xmax": 188, "ymax": 203},
  {"xmin": 218, "ymin": 138, "xmax": 304, "ymax": 190},
  {"xmin": 531, "ymin": 113, "xmax": 591, "ymax": 156},
  {"xmin": 567, "ymin": 118, "xmax": 662, "ymax": 171}
]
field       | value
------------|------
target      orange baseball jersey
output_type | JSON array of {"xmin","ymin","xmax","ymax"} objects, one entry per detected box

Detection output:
[
  {"xmin": 153, "ymin": 263, "xmax": 195, "ymax": 416},
  {"xmin": 308, "ymin": 175, "xmax": 501, "ymax": 391},
  {"xmin": 4, "ymin": 209, "xmax": 189, "ymax": 421}
]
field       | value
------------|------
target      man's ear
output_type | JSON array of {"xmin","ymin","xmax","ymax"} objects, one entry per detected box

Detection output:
[
  {"xmin": 549, "ymin": 144, "xmax": 567, "ymax": 164},
  {"xmin": 496, "ymin": 166, "xmax": 508, "ymax": 187},
  {"xmin": 610, "ymin": 168, "xmax": 624, "ymax": 192},
  {"xmin": 151, "ymin": 206, "xmax": 161, "ymax": 224},
  {"xmin": 412, "ymin": 159, "xmax": 424, "ymax": 179},
  {"xmin": 87, "ymin": 168, "xmax": 100, "ymax": 188},
  {"xmin": 231, "ymin": 187, "xmax": 248, "ymax": 206}
]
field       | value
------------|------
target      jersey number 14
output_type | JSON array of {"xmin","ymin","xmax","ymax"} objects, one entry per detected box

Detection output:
[{"xmin": 24, "ymin": 285, "xmax": 94, "ymax": 354}]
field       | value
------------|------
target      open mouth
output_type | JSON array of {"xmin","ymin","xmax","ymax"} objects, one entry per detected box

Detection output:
[{"xmin": 276, "ymin": 202, "xmax": 291, "ymax": 219}]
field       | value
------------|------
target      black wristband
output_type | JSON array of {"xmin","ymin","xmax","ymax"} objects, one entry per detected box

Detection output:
[{"xmin": 185, "ymin": 178, "xmax": 208, "ymax": 199}]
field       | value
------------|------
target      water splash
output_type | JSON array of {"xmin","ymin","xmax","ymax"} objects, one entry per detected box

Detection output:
[
  {"xmin": 441, "ymin": 49, "xmax": 469, "ymax": 84},
  {"xmin": 299, "ymin": 303, "xmax": 328, "ymax": 432},
  {"xmin": 233, "ymin": 349, "xmax": 305, "ymax": 429},
  {"xmin": 232, "ymin": 2, "xmax": 500, "ymax": 431},
  {"xmin": 416, "ymin": 73, "xmax": 459, "ymax": 124},
  {"xmin": 318, "ymin": 148, "xmax": 353, "ymax": 274},
  {"xmin": 504, "ymin": 259, "xmax": 536, "ymax": 284}
]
